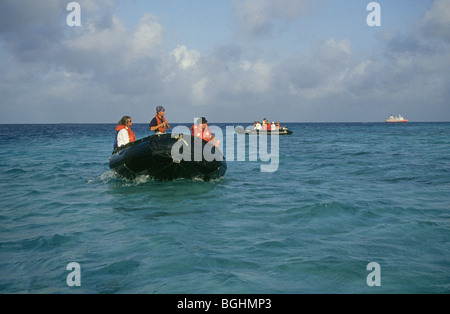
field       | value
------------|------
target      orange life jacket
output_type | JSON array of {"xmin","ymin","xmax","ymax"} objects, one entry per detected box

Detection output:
[
  {"xmin": 190, "ymin": 124, "xmax": 212, "ymax": 142},
  {"xmin": 155, "ymin": 114, "xmax": 168, "ymax": 133},
  {"xmin": 115, "ymin": 125, "xmax": 136, "ymax": 146}
]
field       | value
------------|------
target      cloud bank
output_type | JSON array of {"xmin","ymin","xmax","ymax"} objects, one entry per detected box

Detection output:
[{"xmin": 0, "ymin": 0, "xmax": 449, "ymax": 123}]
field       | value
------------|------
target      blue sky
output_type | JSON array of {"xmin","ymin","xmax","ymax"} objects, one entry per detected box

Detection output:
[{"xmin": 0, "ymin": 0, "xmax": 448, "ymax": 123}]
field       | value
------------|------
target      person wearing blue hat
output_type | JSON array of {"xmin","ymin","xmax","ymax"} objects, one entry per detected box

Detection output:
[{"xmin": 149, "ymin": 105, "xmax": 171, "ymax": 134}]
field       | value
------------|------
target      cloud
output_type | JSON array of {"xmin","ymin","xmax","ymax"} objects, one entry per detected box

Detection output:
[
  {"xmin": 0, "ymin": 0, "xmax": 170, "ymax": 122},
  {"xmin": 421, "ymin": 0, "xmax": 450, "ymax": 42},
  {"xmin": 131, "ymin": 14, "xmax": 165, "ymax": 59},
  {"xmin": 0, "ymin": 0, "xmax": 449, "ymax": 123},
  {"xmin": 0, "ymin": 0, "xmax": 64, "ymax": 63},
  {"xmin": 233, "ymin": 0, "xmax": 272, "ymax": 37},
  {"xmin": 192, "ymin": 78, "xmax": 209, "ymax": 105},
  {"xmin": 173, "ymin": 45, "xmax": 201, "ymax": 70},
  {"xmin": 60, "ymin": 12, "xmax": 165, "ymax": 74},
  {"xmin": 232, "ymin": 0, "xmax": 327, "ymax": 37},
  {"xmin": 279, "ymin": 39, "xmax": 353, "ymax": 99}
]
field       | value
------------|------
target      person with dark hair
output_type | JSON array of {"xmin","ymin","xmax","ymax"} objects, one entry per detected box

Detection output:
[
  {"xmin": 149, "ymin": 105, "xmax": 170, "ymax": 134},
  {"xmin": 114, "ymin": 116, "xmax": 136, "ymax": 149},
  {"xmin": 191, "ymin": 117, "xmax": 220, "ymax": 147}
]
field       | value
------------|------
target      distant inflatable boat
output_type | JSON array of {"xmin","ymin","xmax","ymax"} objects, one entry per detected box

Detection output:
[
  {"xmin": 235, "ymin": 127, "xmax": 293, "ymax": 135},
  {"xmin": 109, "ymin": 133, "xmax": 227, "ymax": 181},
  {"xmin": 385, "ymin": 114, "xmax": 408, "ymax": 123}
]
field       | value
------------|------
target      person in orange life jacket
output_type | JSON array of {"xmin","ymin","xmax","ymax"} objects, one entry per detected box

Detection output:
[
  {"xmin": 149, "ymin": 106, "xmax": 171, "ymax": 134},
  {"xmin": 114, "ymin": 116, "xmax": 136, "ymax": 149},
  {"xmin": 191, "ymin": 117, "xmax": 220, "ymax": 147}
]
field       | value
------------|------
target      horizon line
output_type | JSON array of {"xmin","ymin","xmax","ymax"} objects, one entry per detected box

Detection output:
[{"xmin": 1, "ymin": 121, "xmax": 449, "ymax": 125}]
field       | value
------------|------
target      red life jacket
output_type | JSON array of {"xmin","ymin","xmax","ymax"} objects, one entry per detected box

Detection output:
[
  {"xmin": 155, "ymin": 114, "xmax": 168, "ymax": 133},
  {"xmin": 190, "ymin": 124, "xmax": 212, "ymax": 142},
  {"xmin": 115, "ymin": 125, "xmax": 136, "ymax": 142}
]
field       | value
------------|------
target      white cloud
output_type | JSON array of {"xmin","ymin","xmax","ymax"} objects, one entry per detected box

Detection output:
[
  {"xmin": 130, "ymin": 14, "xmax": 165, "ymax": 61},
  {"xmin": 62, "ymin": 13, "xmax": 164, "ymax": 70},
  {"xmin": 173, "ymin": 45, "xmax": 201, "ymax": 70},
  {"xmin": 240, "ymin": 60, "xmax": 252, "ymax": 71},
  {"xmin": 65, "ymin": 16, "xmax": 127, "ymax": 55},
  {"xmin": 237, "ymin": 60, "xmax": 272, "ymax": 93}
]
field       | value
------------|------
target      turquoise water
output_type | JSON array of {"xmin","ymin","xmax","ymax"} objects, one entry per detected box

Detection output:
[{"xmin": 0, "ymin": 122, "xmax": 449, "ymax": 293}]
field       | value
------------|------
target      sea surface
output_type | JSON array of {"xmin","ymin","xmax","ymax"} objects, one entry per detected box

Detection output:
[{"xmin": 0, "ymin": 122, "xmax": 449, "ymax": 294}]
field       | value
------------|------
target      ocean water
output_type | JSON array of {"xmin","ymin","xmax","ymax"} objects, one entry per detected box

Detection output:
[{"xmin": 0, "ymin": 122, "xmax": 449, "ymax": 294}]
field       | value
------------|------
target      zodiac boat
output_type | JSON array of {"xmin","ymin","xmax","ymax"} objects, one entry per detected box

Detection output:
[
  {"xmin": 109, "ymin": 133, "xmax": 227, "ymax": 181},
  {"xmin": 235, "ymin": 126, "xmax": 293, "ymax": 135}
]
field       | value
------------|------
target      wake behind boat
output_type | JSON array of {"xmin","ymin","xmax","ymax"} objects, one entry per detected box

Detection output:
[{"xmin": 109, "ymin": 133, "xmax": 227, "ymax": 181}]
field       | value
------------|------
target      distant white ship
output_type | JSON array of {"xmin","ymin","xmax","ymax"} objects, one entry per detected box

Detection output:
[{"xmin": 385, "ymin": 114, "xmax": 408, "ymax": 123}]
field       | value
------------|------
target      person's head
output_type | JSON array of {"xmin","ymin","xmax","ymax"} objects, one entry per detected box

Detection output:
[
  {"xmin": 196, "ymin": 117, "xmax": 208, "ymax": 129},
  {"xmin": 119, "ymin": 116, "xmax": 132, "ymax": 126},
  {"xmin": 156, "ymin": 105, "xmax": 165, "ymax": 117}
]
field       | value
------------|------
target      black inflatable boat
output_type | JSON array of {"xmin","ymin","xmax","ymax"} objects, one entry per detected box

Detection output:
[{"xmin": 109, "ymin": 133, "xmax": 227, "ymax": 181}]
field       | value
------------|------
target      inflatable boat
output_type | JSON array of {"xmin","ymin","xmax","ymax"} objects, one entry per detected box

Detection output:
[
  {"xmin": 109, "ymin": 133, "xmax": 227, "ymax": 181},
  {"xmin": 235, "ymin": 127, "xmax": 293, "ymax": 135}
]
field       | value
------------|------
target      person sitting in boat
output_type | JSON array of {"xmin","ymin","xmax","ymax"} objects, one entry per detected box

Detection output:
[
  {"xmin": 149, "ymin": 105, "xmax": 171, "ymax": 134},
  {"xmin": 191, "ymin": 117, "xmax": 220, "ymax": 147},
  {"xmin": 271, "ymin": 122, "xmax": 276, "ymax": 131},
  {"xmin": 253, "ymin": 121, "xmax": 262, "ymax": 130},
  {"xmin": 262, "ymin": 120, "xmax": 267, "ymax": 130},
  {"xmin": 114, "ymin": 116, "xmax": 136, "ymax": 149}
]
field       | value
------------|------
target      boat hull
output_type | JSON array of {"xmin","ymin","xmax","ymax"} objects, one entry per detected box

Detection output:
[
  {"xmin": 385, "ymin": 120, "xmax": 408, "ymax": 123},
  {"xmin": 235, "ymin": 127, "xmax": 293, "ymax": 135},
  {"xmin": 109, "ymin": 134, "xmax": 227, "ymax": 181}
]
